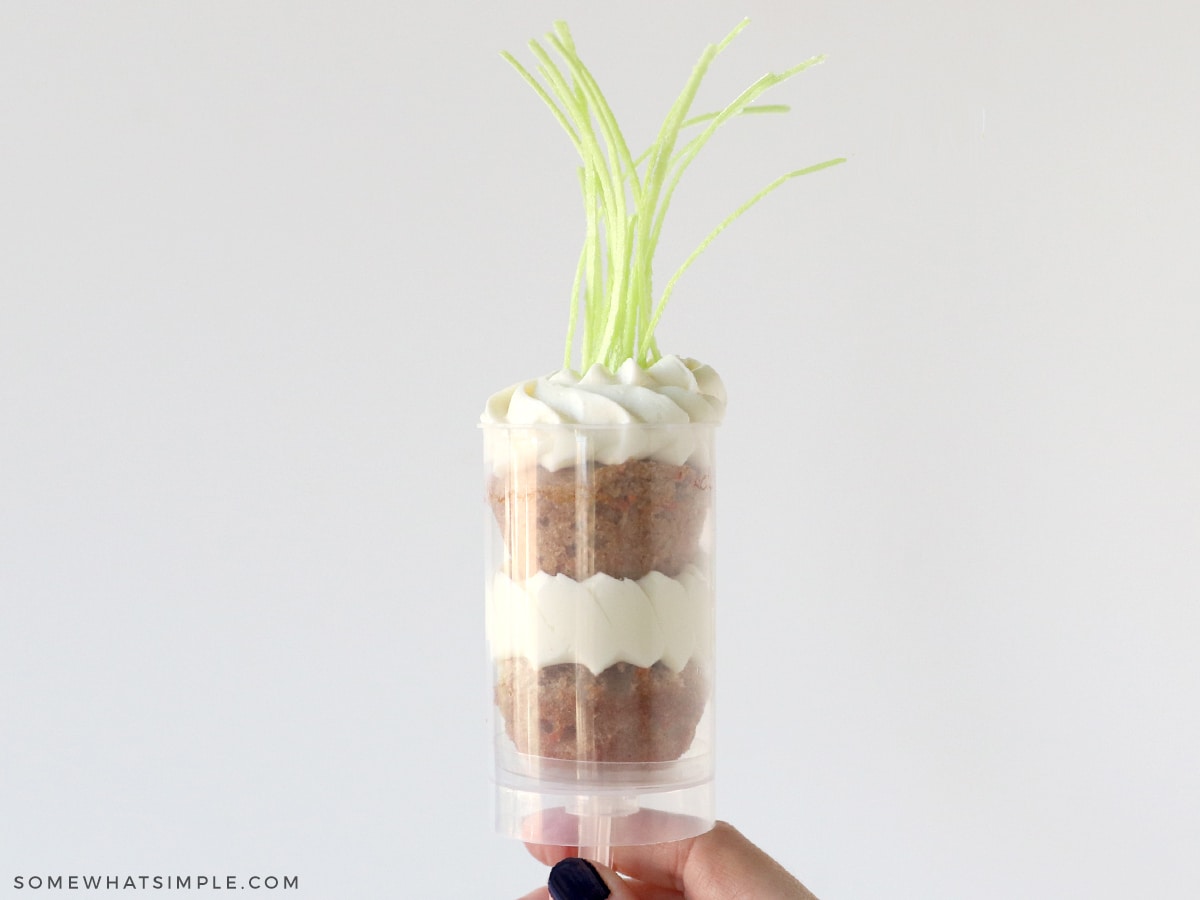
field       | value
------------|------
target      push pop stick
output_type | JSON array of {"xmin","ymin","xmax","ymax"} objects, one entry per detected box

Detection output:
[{"xmin": 481, "ymin": 19, "xmax": 843, "ymax": 863}]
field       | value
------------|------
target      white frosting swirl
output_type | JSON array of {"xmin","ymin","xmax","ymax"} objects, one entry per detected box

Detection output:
[
  {"xmin": 483, "ymin": 356, "xmax": 725, "ymax": 426},
  {"xmin": 481, "ymin": 356, "xmax": 725, "ymax": 470},
  {"xmin": 487, "ymin": 566, "xmax": 712, "ymax": 674}
]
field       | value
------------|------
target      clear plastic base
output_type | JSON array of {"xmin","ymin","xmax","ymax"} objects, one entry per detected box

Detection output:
[{"xmin": 495, "ymin": 749, "xmax": 715, "ymax": 846}]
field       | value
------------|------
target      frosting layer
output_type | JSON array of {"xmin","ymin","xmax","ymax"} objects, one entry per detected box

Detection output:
[
  {"xmin": 481, "ymin": 356, "xmax": 724, "ymax": 470},
  {"xmin": 487, "ymin": 566, "xmax": 712, "ymax": 674},
  {"xmin": 483, "ymin": 356, "xmax": 725, "ymax": 426}
]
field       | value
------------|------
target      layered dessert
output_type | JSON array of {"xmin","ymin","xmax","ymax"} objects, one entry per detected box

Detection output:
[
  {"xmin": 483, "ymin": 19, "xmax": 840, "ymax": 848},
  {"xmin": 483, "ymin": 357, "xmax": 723, "ymax": 762}
]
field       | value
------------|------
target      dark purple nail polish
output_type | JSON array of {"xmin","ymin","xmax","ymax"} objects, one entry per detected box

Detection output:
[{"xmin": 548, "ymin": 858, "xmax": 610, "ymax": 900}]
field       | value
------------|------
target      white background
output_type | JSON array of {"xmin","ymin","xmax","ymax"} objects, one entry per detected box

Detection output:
[{"xmin": 2, "ymin": 2, "xmax": 1197, "ymax": 898}]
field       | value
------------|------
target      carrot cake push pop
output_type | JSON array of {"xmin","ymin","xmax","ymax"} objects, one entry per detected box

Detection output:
[{"xmin": 481, "ymin": 19, "xmax": 843, "ymax": 865}]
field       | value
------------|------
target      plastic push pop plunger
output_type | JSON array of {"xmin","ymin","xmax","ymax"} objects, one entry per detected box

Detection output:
[{"xmin": 480, "ymin": 20, "xmax": 844, "ymax": 865}]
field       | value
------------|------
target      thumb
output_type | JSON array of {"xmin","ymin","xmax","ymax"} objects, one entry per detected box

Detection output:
[{"xmin": 547, "ymin": 857, "xmax": 635, "ymax": 900}]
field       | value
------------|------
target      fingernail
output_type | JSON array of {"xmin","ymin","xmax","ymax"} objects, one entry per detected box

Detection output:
[{"xmin": 548, "ymin": 858, "xmax": 611, "ymax": 900}]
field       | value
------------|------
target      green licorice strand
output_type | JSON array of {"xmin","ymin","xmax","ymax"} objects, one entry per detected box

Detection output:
[
  {"xmin": 547, "ymin": 29, "xmax": 642, "ymax": 204},
  {"xmin": 535, "ymin": 92, "xmax": 618, "ymax": 278},
  {"xmin": 642, "ymin": 157, "xmax": 847, "ymax": 350},
  {"xmin": 566, "ymin": 169, "xmax": 592, "ymax": 369},
  {"xmin": 590, "ymin": 121, "xmax": 631, "ymax": 365},
  {"xmin": 599, "ymin": 179, "xmax": 631, "ymax": 369},
  {"xmin": 638, "ymin": 291, "xmax": 661, "ymax": 367},
  {"xmin": 590, "ymin": 217, "xmax": 607, "ymax": 365},
  {"xmin": 553, "ymin": 19, "xmax": 575, "ymax": 48},
  {"xmin": 669, "ymin": 104, "xmax": 793, "ymax": 169},
  {"xmin": 539, "ymin": 44, "xmax": 628, "ymax": 237},
  {"xmin": 506, "ymin": 20, "xmax": 840, "ymax": 372},
  {"xmin": 544, "ymin": 32, "xmax": 639, "ymax": 369},
  {"xmin": 586, "ymin": 173, "xmax": 603, "ymax": 365},
  {"xmin": 639, "ymin": 41, "xmax": 719, "ymax": 241},
  {"xmin": 530, "ymin": 39, "xmax": 629, "ymax": 367},
  {"xmin": 628, "ymin": 43, "xmax": 708, "ymax": 368},
  {"xmin": 562, "ymin": 149, "xmax": 623, "ymax": 367},
  {"xmin": 530, "ymin": 45, "xmax": 615, "ymax": 218},
  {"xmin": 502, "ymin": 43, "xmax": 616, "ymax": 371},
  {"xmin": 634, "ymin": 42, "xmax": 719, "ymax": 349},
  {"xmin": 639, "ymin": 291, "xmax": 657, "ymax": 366},
  {"xmin": 638, "ymin": 51, "xmax": 713, "ymax": 227},
  {"xmin": 649, "ymin": 60, "xmax": 823, "ymax": 253},
  {"xmin": 642, "ymin": 239, "xmax": 657, "ymax": 362},
  {"xmin": 507, "ymin": 28, "xmax": 643, "ymax": 370},
  {"xmin": 649, "ymin": 72, "xmax": 783, "ymax": 253},
  {"xmin": 636, "ymin": 15, "xmax": 749, "ymax": 233},
  {"xmin": 598, "ymin": 219, "xmax": 627, "ymax": 367},
  {"xmin": 576, "ymin": 167, "xmax": 591, "ymax": 367},
  {"xmin": 634, "ymin": 300, "xmax": 647, "ymax": 368},
  {"xmin": 566, "ymin": 241, "xmax": 587, "ymax": 370},
  {"xmin": 629, "ymin": 104, "xmax": 792, "ymax": 171},
  {"xmin": 648, "ymin": 157, "xmax": 848, "ymax": 341},
  {"xmin": 544, "ymin": 40, "xmax": 614, "ymax": 177},
  {"xmin": 655, "ymin": 57, "xmax": 823, "ymax": 208},
  {"xmin": 630, "ymin": 245, "xmax": 652, "ymax": 361},
  {"xmin": 595, "ymin": 152, "xmax": 629, "ymax": 367},
  {"xmin": 500, "ymin": 52, "xmax": 582, "ymax": 153},
  {"xmin": 614, "ymin": 213, "xmax": 641, "ymax": 369},
  {"xmin": 680, "ymin": 104, "xmax": 790, "ymax": 129},
  {"xmin": 581, "ymin": 165, "xmax": 600, "ymax": 366},
  {"xmin": 529, "ymin": 46, "xmax": 596, "ymax": 169},
  {"xmin": 716, "ymin": 17, "xmax": 751, "ymax": 52}
]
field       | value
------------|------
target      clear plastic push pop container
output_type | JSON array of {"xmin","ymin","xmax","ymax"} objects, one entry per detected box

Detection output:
[
  {"xmin": 482, "ymin": 10, "xmax": 843, "ymax": 868},
  {"xmin": 483, "ymin": 423, "xmax": 716, "ymax": 863}
]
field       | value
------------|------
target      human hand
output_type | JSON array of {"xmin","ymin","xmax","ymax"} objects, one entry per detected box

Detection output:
[{"xmin": 518, "ymin": 820, "xmax": 818, "ymax": 900}]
